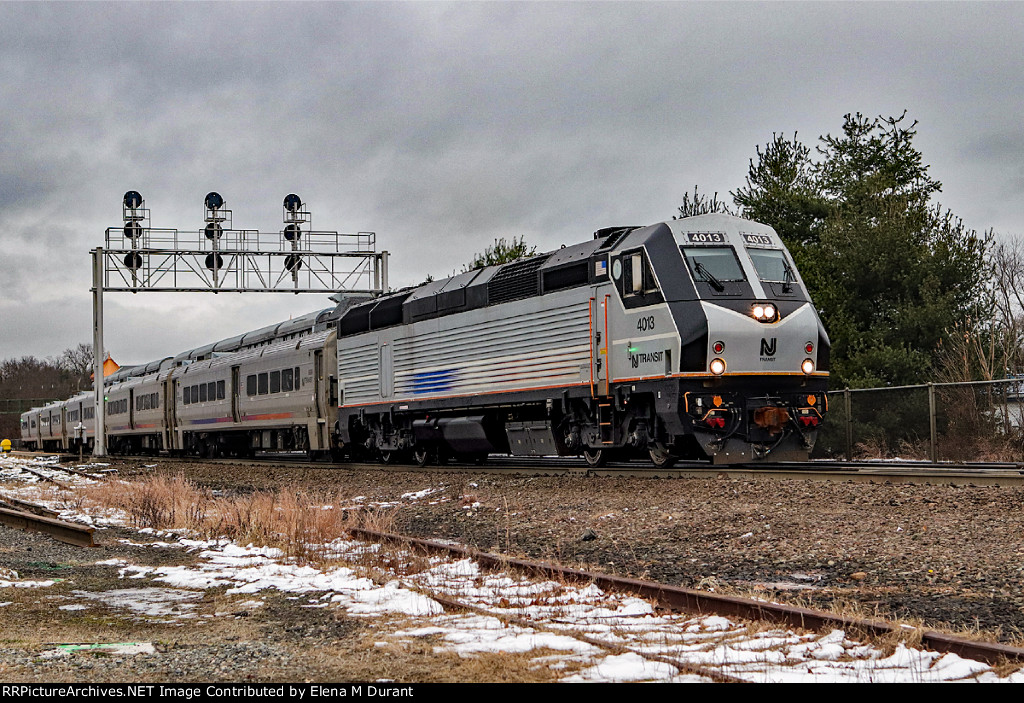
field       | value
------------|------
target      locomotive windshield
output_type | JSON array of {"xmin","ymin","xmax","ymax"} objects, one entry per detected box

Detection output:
[
  {"xmin": 681, "ymin": 246, "xmax": 746, "ymax": 288},
  {"xmin": 748, "ymin": 248, "xmax": 795, "ymax": 283}
]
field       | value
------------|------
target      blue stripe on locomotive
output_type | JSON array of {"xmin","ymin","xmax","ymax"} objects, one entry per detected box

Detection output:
[{"xmin": 407, "ymin": 369, "xmax": 458, "ymax": 394}]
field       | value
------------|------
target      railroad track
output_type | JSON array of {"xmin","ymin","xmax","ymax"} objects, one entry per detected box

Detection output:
[
  {"xmin": 15, "ymin": 449, "xmax": 1024, "ymax": 485},
  {"xmin": 353, "ymin": 526, "xmax": 1024, "ymax": 668},
  {"xmin": 49, "ymin": 450, "xmax": 1024, "ymax": 486}
]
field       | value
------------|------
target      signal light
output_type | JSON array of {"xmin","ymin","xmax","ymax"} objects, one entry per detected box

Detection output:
[
  {"xmin": 205, "ymin": 253, "xmax": 224, "ymax": 271},
  {"xmin": 709, "ymin": 358, "xmax": 726, "ymax": 375},
  {"xmin": 284, "ymin": 254, "xmax": 303, "ymax": 272},
  {"xmin": 712, "ymin": 340, "xmax": 725, "ymax": 354},
  {"xmin": 801, "ymin": 359, "xmax": 815, "ymax": 375},
  {"xmin": 204, "ymin": 223, "xmax": 223, "ymax": 240},
  {"xmin": 284, "ymin": 224, "xmax": 302, "ymax": 241},
  {"xmin": 123, "ymin": 252, "xmax": 143, "ymax": 270},
  {"xmin": 123, "ymin": 191, "xmax": 143, "ymax": 210},
  {"xmin": 805, "ymin": 341, "xmax": 814, "ymax": 354},
  {"xmin": 205, "ymin": 192, "xmax": 224, "ymax": 210},
  {"xmin": 283, "ymin": 193, "xmax": 302, "ymax": 212}
]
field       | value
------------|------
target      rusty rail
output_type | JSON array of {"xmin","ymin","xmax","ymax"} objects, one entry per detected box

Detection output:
[
  {"xmin": 0, "ymin": 495, "xmax": 59, "ymax": 519},
  {"xmin": 351, "ymin": 527, "xmax": 1024, "ymax": 667},
  {"xmin": 0, "ymin": 506, "xmax": 96, "ymax": 547}
]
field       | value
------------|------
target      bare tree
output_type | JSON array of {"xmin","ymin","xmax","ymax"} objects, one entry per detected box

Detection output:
[{"xmin": 59, "ymin": 343, "xmax": 94, "ymax": 390}]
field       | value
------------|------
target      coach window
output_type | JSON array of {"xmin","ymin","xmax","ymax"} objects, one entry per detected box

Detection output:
[
  {"xmin": 207, "ymin": 382, "xmax": 216, "ymax": 401},
  {"xmin": 270, "ymin": 370, "xmax": 281, "ymax": 394},
  {"xmin": 199, "ymin": 383, "xmax": 208, "ymax": 403},
  {"xmin": 295, "ymin": 367, "xmax": 301, "ymax": 389},
  {"xmin": 217, "ymin": 380, "xmax": 225, "ymax": 400},
  {"xmin": 247, "ymin": 375, "xmax": 257, "ymax": 396},
  {"xmin": 258, "ymin": 373, "xmax": 269, "ymax": 395},
  {"xmin": 192, "ymin": 386, "xmax": 200, "ymax": 404},
  {"xmin": 282, "ymin": 368, "xmax": 293, "ymax": 392}
]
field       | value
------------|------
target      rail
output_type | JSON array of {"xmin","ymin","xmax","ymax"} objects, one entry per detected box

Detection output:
[
  {"xmin": 0, "ymin": 505, "xmax": 96, "ymax": 547},
  {"xmin": 351, "ymin": 527, "xmax": 1024, "ymax": 666}
]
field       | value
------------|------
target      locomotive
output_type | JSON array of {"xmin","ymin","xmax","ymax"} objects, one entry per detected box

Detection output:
[{"xmin": 21, "ymin": 213, "xmax": 829, "ymax": 466}]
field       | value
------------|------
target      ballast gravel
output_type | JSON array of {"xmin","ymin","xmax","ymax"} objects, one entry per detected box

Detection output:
[
  {"xmin": 114, "ymin": 459, "xmax": 1024, "ymax": 641},
  {"xmin": 2, "ymin": 455, "xmax": 1024, "ymax": 683}
]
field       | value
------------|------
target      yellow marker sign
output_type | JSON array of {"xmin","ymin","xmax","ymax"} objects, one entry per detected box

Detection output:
[{"xmin": 0, "ymin": 439, "xmax": 11, "ymax": 453}]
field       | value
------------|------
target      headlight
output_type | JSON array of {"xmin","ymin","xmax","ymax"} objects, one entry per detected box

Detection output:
[
  {"xmin": 710, "ymin": 358, "xmax": 726, "ymax": 375},
  {"xmin": 801, "ymin": 358, "xmax": 815, "ymax": 375},
  {"xmin": 751, "ymin": 303, "xmax": 778, "ymax": 323}
]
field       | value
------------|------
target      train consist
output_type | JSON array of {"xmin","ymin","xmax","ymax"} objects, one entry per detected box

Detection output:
[{"xmin": 21, "ymin": 213, "xmax": 829, "ymax": 466}]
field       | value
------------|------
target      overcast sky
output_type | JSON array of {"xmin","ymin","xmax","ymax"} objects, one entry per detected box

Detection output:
[{"xmin": 1, "ymin": 1, "xmax": 1021, "ymax": 366}]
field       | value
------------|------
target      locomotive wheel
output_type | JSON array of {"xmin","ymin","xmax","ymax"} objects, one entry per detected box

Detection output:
[
  {"xmin": 583, "ymin": 447, "xmax": 608, "ymax": 468},
  {"xmin": 380, "ymin": 450, "xmax": 397, "ymax": 465},
  {"xmin": 649, "ymin": 445, "xmax": 677, "ymax": 468},
  {"xmin": 413, "ymin": 447, "xmax": 430, "ymax": 467}
]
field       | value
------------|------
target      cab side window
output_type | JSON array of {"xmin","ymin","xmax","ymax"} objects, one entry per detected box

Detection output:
[{"xmin": 612, "ymin": 249, "xmax": 663, "ymax": 309}]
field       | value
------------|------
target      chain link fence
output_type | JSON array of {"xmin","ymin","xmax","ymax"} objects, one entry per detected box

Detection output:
[{"xmin": 813, "ymin": 379, "xmax": 1024, "ymax": 462}]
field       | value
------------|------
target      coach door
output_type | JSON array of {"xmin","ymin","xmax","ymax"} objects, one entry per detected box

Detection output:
[
  {"xmin": 163, "ymin": 376, "xmax": 178, "ymax": 451},
  {"xmin": 59, "ymin": 406, "xmax": 68, "ymax": 449},
  {"xmin": 313, "ymin": 351, "xmax": 326, "ymax": 450},
  {"xmin": 231, "ymin": 366, "xmax": 241, "ymax": 423},
  {"xmin": 129, "ymin": 389, "xmax": 136, "ymax": 431}
]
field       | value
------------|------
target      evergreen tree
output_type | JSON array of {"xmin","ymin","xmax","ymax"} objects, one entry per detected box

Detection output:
[
  {"xmin": 811, "ymin": 113, "xmax": 988, "ymax": 387},
  {"xmin": 675, "ymin": 186, "xmax": 733, "ymax": 219},
  {"xmin": 696, "ymin": 112, "xmax": 990, "ymax": 388},
  {"xmin": 464, "ymin": 236, "xmax": 537, "ymax": 271}
]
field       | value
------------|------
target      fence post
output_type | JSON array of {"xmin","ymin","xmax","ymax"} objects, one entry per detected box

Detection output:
[
  {"xmin": 928, "ymin": 382, "xmax": 937, "ymax": 463},
  {"xmin": 844, "ymin": 388, "xmax": 853, "ymax": 461}
]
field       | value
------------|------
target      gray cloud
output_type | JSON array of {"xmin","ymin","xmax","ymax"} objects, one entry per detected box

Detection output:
[{"xmin": 1, "ymin": 1, "xmax": 1022, "ymax": 362}]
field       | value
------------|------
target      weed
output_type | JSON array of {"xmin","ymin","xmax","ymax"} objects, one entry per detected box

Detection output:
[{"xmin": 77, "ymin": 476, "xmax": 399, "ymax": 566}]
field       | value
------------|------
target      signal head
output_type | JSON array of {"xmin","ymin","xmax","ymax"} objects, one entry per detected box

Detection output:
[
  {"xmin": 204, "ymin": 192, "xmax": 224, "ymax": 210},
  {"xmin": 123, "ymin": 191, "xmax": 143, "ymax": 209}
]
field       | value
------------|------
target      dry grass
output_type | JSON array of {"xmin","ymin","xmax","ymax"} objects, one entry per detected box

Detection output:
[{"xmin": 76, "ymin": 474, "xmax": 397, "ymax": 565}]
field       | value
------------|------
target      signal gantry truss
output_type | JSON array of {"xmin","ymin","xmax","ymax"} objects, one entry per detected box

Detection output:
[{"xmin": 103, "ymin": 193, "xmax": 388, "ymax": 294}]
